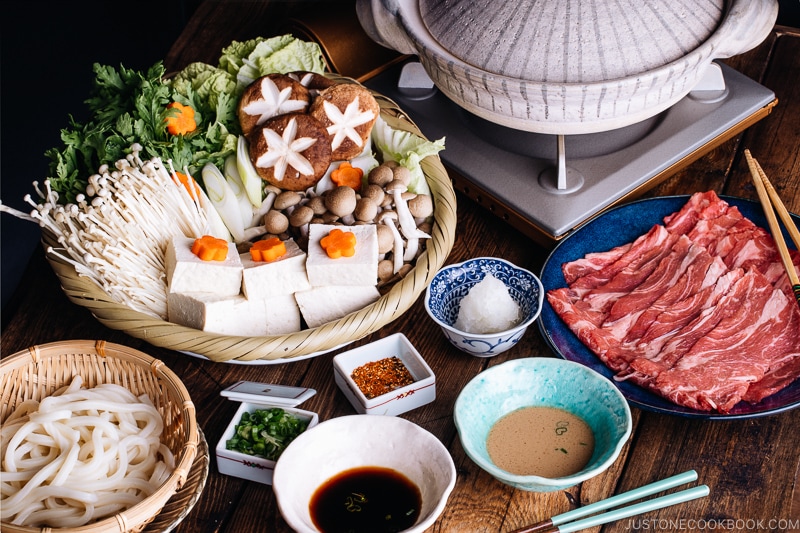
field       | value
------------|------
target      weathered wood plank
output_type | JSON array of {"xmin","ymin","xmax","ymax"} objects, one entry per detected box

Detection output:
[{"xmin": 3, "ymin": 4, "xmax": 798, "ymax": 533}]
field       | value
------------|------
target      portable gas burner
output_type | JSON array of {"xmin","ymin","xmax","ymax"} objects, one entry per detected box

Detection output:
[
  {"xmin": 287, "ymin": 0, "xmax": 779, "ymax": 245},
  {"xmin": 364, "ymin": 59, "xmax": 777, "ymax": 245},
  {"xmin": 350, "ymin": 0, "xmax": 780, "ymax": 245}
]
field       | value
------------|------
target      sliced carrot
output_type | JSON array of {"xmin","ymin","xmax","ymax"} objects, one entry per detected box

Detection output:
[
  {"xmin": 191, "ymin": 235, "xmax": 229, "ymax": 261},
  {"xmin": 165, "ymin": 102, "xmax": 197, "ymax": 136},
  {"xmin": 250, "ymin": 237, "xmax": 287, "ymax": 262},
  {"xmin": 172, "ymin": 171, "xmax": 201, "ymax": 200},
  {"xmin": 320, "ymin": 228, "xmax": 357, "ymax": 259},
  {"xmin": 330, "ymin": 162, "xmax": 363, "ymax": 190}
]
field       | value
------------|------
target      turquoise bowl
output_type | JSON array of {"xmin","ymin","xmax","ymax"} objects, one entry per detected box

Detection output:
[{"xmin": 454, "ymin": 357, "xmax": 632, "ymax": 492}]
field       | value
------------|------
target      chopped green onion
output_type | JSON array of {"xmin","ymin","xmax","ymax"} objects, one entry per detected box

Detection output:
[{"xmin": 226, "ymin": 408, "xmax": 309, "ymax": 461}]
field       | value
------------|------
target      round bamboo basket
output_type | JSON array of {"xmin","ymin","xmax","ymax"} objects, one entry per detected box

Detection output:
[
  {"xmin": 40, "ymin": 88, "xmax": 458, "ymax": 363},
  {"xmin": 1, "ymin": 340, "xmax": 200, "ymax": 533}
]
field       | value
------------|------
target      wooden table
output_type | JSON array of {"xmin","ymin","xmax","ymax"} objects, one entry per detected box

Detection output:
[{"xmin": 2, "ymin": 3, "xmax": 799, "ymax": 532}]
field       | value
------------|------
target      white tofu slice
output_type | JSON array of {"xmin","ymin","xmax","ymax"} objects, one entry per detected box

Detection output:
[
  {"xmin": 168, "ymin": 291, "xmax": 300, "ymax": 336},
  {"xmin": 294, "ymin": 285, "xmax": 381, "ymax": 329},
  {"xmin": 240, "ymin": 239, "xmax": 311, "ymax": 300},
  {"xmin": 306, "ymin": 224, "xmax": 378, "ymax": 287},
  {"xmin": 165, "ymin": 236, "xmax": 243, "ymax": 296}
]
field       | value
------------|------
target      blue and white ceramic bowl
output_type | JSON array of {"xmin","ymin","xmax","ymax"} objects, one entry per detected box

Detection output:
[
  {"xmin": 424, "ymin": 257, "xmax": 544, "ymax": 357},
  {"xmin": 454, "ymin": 357, "xmax": 632, "ymax": 492}
]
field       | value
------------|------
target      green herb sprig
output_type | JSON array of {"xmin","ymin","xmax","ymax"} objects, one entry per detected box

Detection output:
[{"xmin": 44, "ymin": 61, "xmax": 238, "ymax": 204}]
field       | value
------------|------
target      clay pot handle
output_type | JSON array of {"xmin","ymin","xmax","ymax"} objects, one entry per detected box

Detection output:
[
  {"xmin": 713, "ymin": 0, "xmax": 778, "ymax": 59},
  {"xmin": 356, "ymin": 0, "xmax": 418, "ymax": 55}
]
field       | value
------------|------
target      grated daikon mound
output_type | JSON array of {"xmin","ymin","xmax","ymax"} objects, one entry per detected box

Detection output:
[{"xmin": 454, "ymin": 274, "xmax": 522, "ymax": 334}]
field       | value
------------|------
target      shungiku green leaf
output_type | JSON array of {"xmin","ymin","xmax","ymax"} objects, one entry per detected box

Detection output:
[{"xmin": 43, "ymin": 60, "xmax": 236, "ymax": 203}]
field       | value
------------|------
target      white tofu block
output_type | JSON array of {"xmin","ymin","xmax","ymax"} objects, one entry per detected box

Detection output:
[
  {"xmin": 306, "ymin": 224, "xmax": 378, "ymax": 287},
  {"xmin": 166, "ymin": 236, "xmax": 243, "ymax": 296},
  {"xmin": 240, "ymin": 239, "xmax": 311, "ymax": 300},
  {"xmin": 168, "ymin": 291, "xmax": 300, "ymax": 336},
  {"xmin": 294, "ymin": 285, "xmax": 380, "ymax": 329}
]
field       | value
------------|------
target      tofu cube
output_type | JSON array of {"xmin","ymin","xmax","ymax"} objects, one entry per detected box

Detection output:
[
  {"xmin": 240, "ymin": 239, "xmax": 311, "ymax": 300},
  {"xmin": 166, "ymin": 236, "xmax": 242, "ymax": 296},
  {"xmin": 168, "ymin": 292, "xmax": 300, "ymax": 336},
  {"xmin": 306, "ymin": 224, "xmax": 378, "ymax": 287},
  {"xmin": 294, "ymin": 285, "xmax": 381, "ymax": 329}
]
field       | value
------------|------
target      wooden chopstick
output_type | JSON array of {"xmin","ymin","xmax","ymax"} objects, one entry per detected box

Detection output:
[
  {"xmin": 753, "ymin": 158, "xmax": 800, "ymax": 251},
  {"xmin": 744, "ymin": 149, "xmax": 800, "ymax": 308}
]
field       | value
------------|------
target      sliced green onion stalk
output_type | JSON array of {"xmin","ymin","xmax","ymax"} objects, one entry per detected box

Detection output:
[
  {"xmin": 237, "ymin": 135, "xmax": 264, "ymax": 207},
  {"xmin": 195, "ymin": 186, "xmax": 233, "ymax": 242},
  {"xmin": 224, "ymin": 154, "xmax": 256, "ymax": 228},
  {"xmin": 225, "ymin": 408, "xmax": 310, "ymax": 461},
  {"xmin": 201, "ymin": 162, "xmax": 246, "ymax": 242}
]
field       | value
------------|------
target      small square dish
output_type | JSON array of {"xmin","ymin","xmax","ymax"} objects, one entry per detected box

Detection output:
[
  {"xmin": 333, "ymin": 333, "xmax": 436, "ymax": 416},
  {"xmin": 215, "ymin": 381, "xmax": 318, "ymax": 485}
]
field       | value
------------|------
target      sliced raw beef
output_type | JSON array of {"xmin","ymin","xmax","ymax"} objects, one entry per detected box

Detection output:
[
  {"xmin": 763, "ymin": 251, "xmax": 800, "ymax": 298},
  {"xmin": 709, "ymin": 216, "xmax": 757, "ymax": 259},
  {"xmin": 655, "ymin": 272, "xmax": 799, "ymax": 412},
  {"xmin": 602, "ymin": 236, "xmax": 696, "ymax": 340},
  {"xmin": 618, "ymin": 268, "xmax": 745, "ymax": 385},
  {"xmin": 667, "ymin": 195, "xmax": 780, "ymax": 278},
  {"xmin": 663, "ymin": 190, "xmax": 729, "ymax": 235},
  {"xmin": 685, "ymin": 204, "xmax": 744, "ymax": 250},
  {"xmin": 548, "ymin": 227, "xmax": 683, "ymax": 372},
  {"xmin": 568, "ymin": 225, "xmax": 675, "ymax": 297},
  {"xmin": 547, "ymin": 289, "xmax": 626, "ymax": 369},
  {"xmin": 562, "ymin": 243, "xmax": 633, "ymax": 285},
  {"xmin": 622, "ymin": 250, "xmax": 724, "ymax": 344},
  {"xmin": 743, "ymin": 349, "xmax": 800, "ymax": 403},
  {"xmin": 576, "ymin": 233, "xmax": 681, "ymax": 318},
  {"xmin": 548, "ymin": 190, "xmax": 800, "ymax": 413},
  {"xmin": 721, "ymin": 224, "xmax": 778, "ymax": 273}
]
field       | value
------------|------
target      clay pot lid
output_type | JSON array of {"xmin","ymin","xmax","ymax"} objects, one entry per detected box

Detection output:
[{"xmin": 418, "ymin": 0, "xmax": 726, "ymax": 83}]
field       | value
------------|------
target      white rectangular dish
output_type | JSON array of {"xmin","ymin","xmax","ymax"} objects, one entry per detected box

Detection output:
[
  {"xmin": 333, "ymin": 333, "xmax": 436, "ymax": 416},
  {"xmin": 215, "ymin": 382, "xmax": 318, "ymax": 485}
]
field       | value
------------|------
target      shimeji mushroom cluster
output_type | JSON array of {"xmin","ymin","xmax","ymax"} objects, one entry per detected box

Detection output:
[
  {"xmin": 1, "ymin": 149, "xmax": 436, "ymax": 318},
  {"xmin": 2, "ymin": 145, "xmax": 210, "ymax": 318},
  {"xmin": 251, "ymin": 160, "xmax": 434, "ymax": 288}
]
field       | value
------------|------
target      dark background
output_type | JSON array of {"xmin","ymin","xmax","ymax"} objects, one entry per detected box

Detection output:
[
  {"xmin": 1, "ymin": 0, "xmax": 202, "ymax": 325},
  {"xmin": 2, "ymin": 1, "xmax": 800, "ymax": 325}
]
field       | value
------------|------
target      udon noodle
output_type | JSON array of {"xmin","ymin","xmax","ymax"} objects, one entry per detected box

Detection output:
[{"xmin": 1, "ymin": 376, "xmax": 175, "ymax": 527}]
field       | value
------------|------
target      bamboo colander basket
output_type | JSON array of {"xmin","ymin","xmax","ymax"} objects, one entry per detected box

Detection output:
[
  {"xmin": 1, "ymin": 340, "xmax": 200, "ymax": 533},
  {"xmin": 39, "ymin": 90, "xmax": 458, "ymax": 363}
]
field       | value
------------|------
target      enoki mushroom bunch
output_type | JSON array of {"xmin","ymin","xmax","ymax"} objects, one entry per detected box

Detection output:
[
  {"xmin": 0, "ymin": 376, "xmax": 175, "ymax": 528},
  {"xmin": 4, "ymin": 144, "xmax": 210, "ymax": 318}
]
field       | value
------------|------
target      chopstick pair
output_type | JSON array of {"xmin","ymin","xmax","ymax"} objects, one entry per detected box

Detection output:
[
  {"xmin": 744, "ymin": 150, "xmax": 800, "ymax": 309},
  {"xmin": 509, "ymin": 470, "xmax": 708, "ymax": 533}
]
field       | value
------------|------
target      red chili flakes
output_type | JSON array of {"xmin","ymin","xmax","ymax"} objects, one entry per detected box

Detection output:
[{"xmin": 351, "ymin": 356, "xmax": 415, "ymax": 399}]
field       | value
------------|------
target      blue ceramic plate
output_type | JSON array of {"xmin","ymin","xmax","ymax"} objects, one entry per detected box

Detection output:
[{"xmin": 538, "ymin": 195, "xmax": 800, "ymax": 420}]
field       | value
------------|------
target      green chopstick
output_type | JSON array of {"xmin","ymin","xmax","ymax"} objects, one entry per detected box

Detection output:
[
  {"xmin": 510, "ymin": 470, "xmax": 704, "ymax": 533},
  {"xmin": 554, "ymin": 485, "xmax": 709, "ymax": 533}
]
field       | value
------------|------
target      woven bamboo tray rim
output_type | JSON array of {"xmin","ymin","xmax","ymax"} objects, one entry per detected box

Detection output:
[
  {"xmin": 40, "ymin": 88, "xmax": 458, "ymax": 363},
  {"xmin": 142, "ymin": 429, "xmax": 209, "ymax": 533},
  {"xmin": 1, "ymin": 340, "xmax": 200, "ymax": 533}
]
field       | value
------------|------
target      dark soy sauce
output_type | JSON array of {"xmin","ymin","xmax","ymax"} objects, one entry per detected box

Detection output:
[{"xmin": 309, "ymin": 466, "xmax": 422, "ymax": 533}]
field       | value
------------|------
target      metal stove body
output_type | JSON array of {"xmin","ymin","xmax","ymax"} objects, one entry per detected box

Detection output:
[{"xmin": 364, "ymin": 60, "xmax": 777, "ymax": 245}]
